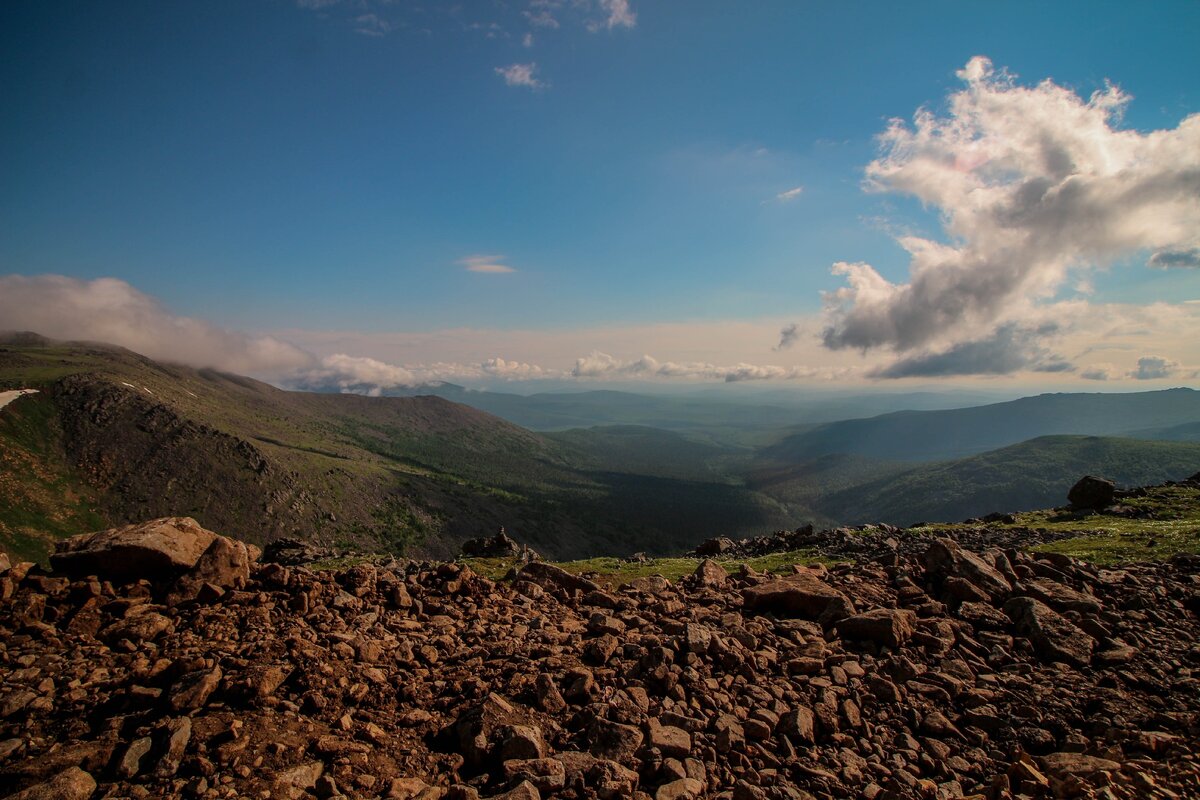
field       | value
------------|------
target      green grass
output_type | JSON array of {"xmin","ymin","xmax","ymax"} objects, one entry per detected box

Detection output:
[
  {"xmin": 908, "ymin": 484, "xmax": 1200, "ymax": 566},
  {"xmin": 0, "ymin": 391, "xmax": 110, "ymax": 562},
  {"xmin": 461, "ymin": 548, "xmax": 832, "ymax": 586}
]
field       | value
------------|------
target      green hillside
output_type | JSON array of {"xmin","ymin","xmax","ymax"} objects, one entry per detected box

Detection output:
[
  {"xmin": 0, "ymin": 337, "xmax": 792, "ymax": 563},
  {"xmin": 813, "ymin": 435, "xmax": 1200, "ymax": 526}
]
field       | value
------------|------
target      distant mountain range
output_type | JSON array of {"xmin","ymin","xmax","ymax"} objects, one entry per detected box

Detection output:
[
  {"xmin": 758, "ymin": 388, "xmax": 1200, "ymax": 462},
  {"xmin": 809, "ymin": 435, "xmax": 1200, "ymax": 526},
  {"xmin": 2, "ymin": 332, "xmax": 1198, "ymax": 564}
]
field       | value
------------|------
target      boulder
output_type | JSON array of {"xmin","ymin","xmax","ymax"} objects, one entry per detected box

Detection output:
[
  {"xmin": 691, "ymin": 559, "xmax": 728, "ymax": 587},
  {"xmin": 923, "ymin": 539, "xmax": 1012, "ymax": 598},
  {"xmin": 1067, "ymin": 475, "xmax": 1115, "ymax": 510},
  {"xmin": 6, "ymin": 766, "xmax": 97, "ymax": 800},
  {"xmin": 168, "ymin": 535, "xmax": 253, "ymax": 604},
  {"xmin": 273, "ymin": 761, "xmax": 324, "ymax": 800},
  {"xmin": 516, "ymin": 562, "xmax": 600, "ymax": 594},
  {"xmin": 742, "ymin": 570, "xmax": 855, "ymax": 624},
  {"xmin": 1024, "ymin": 578, "xmax": 1102, "ymax": 614},
  {"xmin": 695, "ymin": 537, "xmax": 735, "ymax": 556},
  {"xmin": 461, "ymin": 530, "xmax": 520, "ymax": 557},
  {"xmin": 835, "ymin": 608, "xmax": 917, "ymax": 649},
  {"xmin": 51, "ymin": 518, "xmax": 218, "ymax": 581},
  {"xmin": 1004, "ymin": 597, "xmax": 1094, "ymax": 667}
]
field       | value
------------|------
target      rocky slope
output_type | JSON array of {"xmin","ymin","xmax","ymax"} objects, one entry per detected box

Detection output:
[{"xmin": 1, "ymin": 509, "xmax": 1197, "ymax": 800}]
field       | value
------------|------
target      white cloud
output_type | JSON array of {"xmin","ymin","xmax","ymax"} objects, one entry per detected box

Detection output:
[
  {"xmin": 569, "ymin": 351, "xmax": 849, "ymax": 383},
  {"xmin": 0, "ymin": 275, "xmax": 313, "ymax": 378},
  {"xmin": 821, "ymin": 56, "xmax": 1200, "ymax": 377},
  {"xmin": 494, "ymin": 63, "xmax": 546, "ymax": 90},
  {"xmin": 295, "ymin": 354, "xmax": 416, "ymax": 394},
  {"xmin": 458, "ymin": 255, "xmax": 517, "ymax": 274},
  {"xmin": 523, "ymin": 9, "xmax": 559, "ymax": 28},
  {"xmin": 1080, "ymin": 363, "xmax": 1117, "ymax": 381},
  {"xmin": 588, "ymin": 0, "xmax": 636, "ymax": 31},
  {"xmin": 353, "ymin": 13, "xmax": 391, "ymax": 36},
  {"xmin": 481, "ymin": 357, "xmax": 551, "ymax": 379},
  {"xmin": 522, "ymin": 32, "xmax": 534, "ymax": 48},
  {"xmin": 775, "ymin": 186, "xmax": 804, "ymax": 202},
  {"xmin": 1129, "ymin": 355, "xmax": 1179, "ymax": 380}
]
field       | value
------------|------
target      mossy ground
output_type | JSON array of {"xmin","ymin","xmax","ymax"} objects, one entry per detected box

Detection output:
[
  {"xmin": 461, "ymin": 548, "xmax": 832, "ymax": 586},
  {"xmin": 907, "ymin": 483, "xmax": 1200, "ymax": 566}
]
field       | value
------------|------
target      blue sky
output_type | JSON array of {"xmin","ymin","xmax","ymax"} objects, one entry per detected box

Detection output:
[{"xmin": 2, "ymin": 1, "xmax": 1199, "ymax": 389}]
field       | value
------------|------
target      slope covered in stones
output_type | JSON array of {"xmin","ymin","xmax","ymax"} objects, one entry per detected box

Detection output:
[{"xmin": 1, "ymin": 493, "xmax": 1197, "ymax": 800}]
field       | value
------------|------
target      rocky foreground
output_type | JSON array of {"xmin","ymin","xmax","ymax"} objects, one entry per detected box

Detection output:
[{"xmin": 1, "ymin": 516, "xmax": 1198, "ymax": 800}]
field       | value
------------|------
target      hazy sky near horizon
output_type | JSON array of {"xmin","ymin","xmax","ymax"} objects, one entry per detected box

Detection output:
[{"xmin": 2, "ymin": 1, "xmax": 1199, "ymax": 392}]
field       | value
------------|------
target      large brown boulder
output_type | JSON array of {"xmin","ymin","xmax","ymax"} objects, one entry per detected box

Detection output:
[
  {"xmin": 1067, "ymin": 475, "xmax": 1115, "ymax": 510},
  {"xmin": 835, "ymin": 608, "xmax": 917, "ymax": 649},
  {"xmin": 51, "ymin": 518, "xmax": 218, "ymax": 580},
  {"xmin": 742, "ymin": 570, "xmax": 855, "ymax": 624}
]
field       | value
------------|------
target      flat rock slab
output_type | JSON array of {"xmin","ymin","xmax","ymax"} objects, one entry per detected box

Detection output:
[
  {"xmin": 51, "ymin": 518, "xmax": 218, "ymax": 581},
  {"xmin": 742, "ymin": 571, "xmax": 855, "ymax": 623},
  {"xmin": 835, "ymin": 608, "xmax": 917, "ymax": 649},
  {"xmin": 516, "ymin": 562, "xmax": 600, "ymax": 595},
  {"xmin": 7, "ymin": 766, "xmax": 97, "ymax": 800},
  {"xmin": 924, "ymin": 538, "xmax": 1012, "ymax": 598},
  {"xmin": 1005, "ymin": 596, "xmax": 1094, "ymax": 667}
]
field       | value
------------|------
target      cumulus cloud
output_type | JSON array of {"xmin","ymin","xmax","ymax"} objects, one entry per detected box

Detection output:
[
  {"xmin": 868, "ymin": 324, "xmax": 1073, "ymax": 379},
  {"xmin": 458, "ymin": 255, "xmax": 517, "ymax": 274},
  {"xmin": 775, "ymin": 186, "xmax": 804, "ymax": 202},
  {"xmin": 494, "ymin": 63, "xmax": 546, "ymax": 90},
  {"xmin": 1129, "ymin": 355, "xmax": 1178, "ymax": 380},
  {"xmin": 1080, "ymin": 363, "xmax": 1116, "ymax": 381},
  {"xmin": 0, "ymin": 275, "xmax": 314, "ymax": 377},
  {"xmin": 588, "ymin": 0, "xmax": 636, "ymax": 31},
  {"xmin": 293, "ymin": 354, "xmax": 417, "ymax": 395},
  {"xmin": 570, "ymin": 351, "xmax": 847, "ymax": 383},
  {"xmin": 821, "ymin": 56, "xmax": 1200, "ymax": 377},
  {"xmin": 481, "ymin": 357, "xmax": 552, "ymax": 379}
]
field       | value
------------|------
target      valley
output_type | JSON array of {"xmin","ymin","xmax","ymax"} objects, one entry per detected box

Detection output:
[{"xmin": 3, "ymin": 334, "xmax": 1199, "ymax": 566}]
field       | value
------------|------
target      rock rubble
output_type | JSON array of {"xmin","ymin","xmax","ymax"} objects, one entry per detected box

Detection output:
[{"xmin": 0, "ymin": 519, "xmax": 1198, "ymax": 799}]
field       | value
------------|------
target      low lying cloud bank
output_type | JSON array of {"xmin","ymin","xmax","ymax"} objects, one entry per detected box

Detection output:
[
  {"xmin": 0, "ymin": 274, "xmax": 314, "ymax": 377},
  {"xmin": 2, "ymin": 274, "xmax": 1193, "ymax": 396},
  {"xmin": 819, "ymin": 56, "xmax": 1200, "ymax": 378},
  {"xmin": 570, "ymin": 351, "xmax": 850, "ymax": 383}
]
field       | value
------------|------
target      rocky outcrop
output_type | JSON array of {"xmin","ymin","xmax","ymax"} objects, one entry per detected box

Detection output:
[
  {"xmin": 460, "ymin": 531, "xmax": 539, "ymax": 562},
  {"xmin": 50, "ymin": 518, "xmax": 218, "ymax": 580},
  {"xmin": 1, "ymin": 524, "xmax": 1198, "ymax": 800}
]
